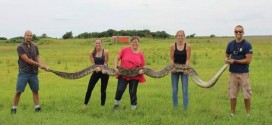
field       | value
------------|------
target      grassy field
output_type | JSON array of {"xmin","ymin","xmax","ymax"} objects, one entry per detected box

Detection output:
[{"xmin": 0, "ymin": 37, "xmax": 272, "ymax": 125}]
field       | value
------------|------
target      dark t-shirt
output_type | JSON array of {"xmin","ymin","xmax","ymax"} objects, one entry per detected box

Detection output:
[
  {"xmin": 226, "ymin": 39, "xmax": 253, "ymax": 73},
  {"xmin": 17, "ymin": 41, "xmax": 39, "ymax": 74}
]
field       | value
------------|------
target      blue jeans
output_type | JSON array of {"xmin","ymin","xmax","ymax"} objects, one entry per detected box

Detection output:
[{"xmin": 171, "ymin": 72, "xmax": 188, "ymax": 110}]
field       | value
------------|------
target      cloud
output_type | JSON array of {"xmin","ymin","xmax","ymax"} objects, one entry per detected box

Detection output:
[{"xmin": 0, "ymin": 0, "xmax": 271, "ymax": 38}]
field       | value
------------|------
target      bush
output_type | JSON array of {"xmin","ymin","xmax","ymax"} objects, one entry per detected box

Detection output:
[
  {"xmin": 62, "ymin": 31, "xmax": 73, "ymax": 39},
  {"xmin": 6, "ymin": 36, "xmax": 24, "ymax": 43},
  {"xmin": 210, "ymin": 34, "xmax": 216, "ymax": 37},
  {"xmin": 0, "ymin": 37, "xmax": 7, "ymax": 40}
]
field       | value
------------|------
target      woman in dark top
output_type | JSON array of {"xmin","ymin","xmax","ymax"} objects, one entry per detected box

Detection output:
[
  {"xmin": 170, "ymin": 30, "xmax": 191, "ymax": 110},
  {"xmin": 83, "ymin": 39, "xmax": 109, "ymax": 109}
]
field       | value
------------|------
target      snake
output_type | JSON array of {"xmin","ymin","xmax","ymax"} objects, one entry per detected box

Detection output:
[{"xmin": 48, "ymin": 64, "xmax": 228, "ymax": 88}]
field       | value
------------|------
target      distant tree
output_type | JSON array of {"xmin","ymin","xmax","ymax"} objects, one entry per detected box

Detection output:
[
  {"xmin": 160, "ymin": 31, "xmax": 170, "ymax": 38},
  {"xmin": 76, "ymin": 32, "xmax": 92, "ymax": 38},
  {"xmin": 119, "ymin": 30, "xmax": 129, "ymax": 36},
  {"xmin": 142, "ymin": 29, "xmax": 151, "ymax": 37},
  {"xmin": 187, "ymin": 33, "xmax": 196, "ymax": 38},
  {"xmin": 0, "ymin": 37, "xmax": 7, "ymax": 40},
  {"xmin": 210, "ymin": 34, "xmax": 216, "ymax": 37},
  {"xmin": 32, "ymin": 34, "xmax": 39, "ymax": 41},
  {"xmin": 41, "ymin": 33, "xmax": 48, "ymax": 38},
  {"xmin": 106, "ymin": 29, "xmax": 117, "ymax": 36},
  {"xmin": 62, "ymin": 31, "xmax": 73, "ymax": 39},
  {"xmin": 101, "ymin": 31, "xmax": 109, "ymax": 37},
  {"xmin": 91, "ymin": 32, "xmax": 100, "ymax": 38},
  {"xmin": 150, "ymin": 31, "xmax": 170, "ymax": 39},
  {"xmin": 74, "ymin": 29, "xmax": 171, "ymax": 39},
  {"xmin": 8, "ymin": 36, "xmax": 24, "ymax": 43},
  {"xmin": 10, "ymin": 36, "xmax": 24, "ymax": 40}
]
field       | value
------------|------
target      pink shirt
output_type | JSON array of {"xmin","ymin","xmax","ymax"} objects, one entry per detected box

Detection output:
[{"xmin": 118, "ymin": 46, "xmax": 146, "ymax": 83}]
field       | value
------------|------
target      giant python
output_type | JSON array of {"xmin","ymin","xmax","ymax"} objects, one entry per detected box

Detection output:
[{"xmin": 48, "ymin": 64, "xmax": 229, "ymax": 88}]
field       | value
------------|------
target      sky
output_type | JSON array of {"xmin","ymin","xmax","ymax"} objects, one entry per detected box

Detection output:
[{"xmin": 1, "ymin": 0, "xmax": 271, "ymax": 38}]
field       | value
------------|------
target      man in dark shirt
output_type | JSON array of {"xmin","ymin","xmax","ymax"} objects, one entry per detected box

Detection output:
[
  {"xmin": 11, "ymin": 30, "xmax": 48, "ymax": 114},
  {"xmin": 225, "ymin": 25, "xmax": 253, "ymax": 117}
]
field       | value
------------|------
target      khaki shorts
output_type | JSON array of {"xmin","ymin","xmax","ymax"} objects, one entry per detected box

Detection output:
[{"xmin": 228, "ymin": 73, "xmax": 252, "ymax": 99}]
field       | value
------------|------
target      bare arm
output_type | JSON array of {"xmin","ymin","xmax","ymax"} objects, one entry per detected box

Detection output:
[
  {"xmin": 101, "ymin": 49, "xmax": 109, "ymax": 74},
  {"xmin": 104, "ymin": 49, "xmax": 109, "ymax": 65},
  {"xmin": 37, "ymin": 57, "xmax": 48, "ymax": 70},
  {"xmin": 169, "ymin": 44, "xmax": 177, "ymax": 73},
  {"xmin": 185, "ymin": 43, "xmax": 191, "ymax": 65},
  {"xmin": 20, "ymin": 54, "xmax": 48, "ymax": 70},
  {"xmin": 138, "ymin": 52, "xmax": 145, "ymax": 74},
  {"xmin": 225, "ymin": 54, "xmax": 253, "ymax": 64},
  {"xmin": 113, "ymin": 54, "xmax": 121, "ymax": 74},
  {"xmin": 114, "ymin": 54, "xmax": 121, "ymax": 69},
  {"xmin": 89, "ymin": 50, "xmax": 95, "ymax": 65},
  {"xmin": 225, "ymin": 54, "xmax": 230, "ymax": 59},
  {"xmin": 225, "ymin": 54, "xmax": 231, "ymax": 64},
  {"xmin": 233, "ymin": 54, "xmax": 253, "ymax": 64},
  {"xmin": 20, "ymin": 54, "xmax": 43, "ymax": 68},
  {"xmin": 170, "ymin": 44, "xmax": 175, "ymax": 64},
  {"xmin": 89, "ymin": 50, "xmax": 102, "ymax": 72}
]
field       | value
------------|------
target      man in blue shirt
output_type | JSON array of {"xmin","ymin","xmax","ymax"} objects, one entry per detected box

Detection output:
[{"xmin": 225, "ymin": 25, "xmax": 253, "ymax": 116}]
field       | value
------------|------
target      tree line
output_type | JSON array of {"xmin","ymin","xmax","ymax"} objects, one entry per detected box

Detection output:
[
  {"xmin": 63, "ymin": 29, "xmax": 171, "ymax": 39},
  {"xmin": 0, "ymin": 29, "xmax": 172, "ymax": 42},
  {"xmin": 0, "ymin": 34, "xmax": 48, "ymax": 43},
  {"xmin": 1, "ymin": 29, "xmax": 215, "ymax": 42}
]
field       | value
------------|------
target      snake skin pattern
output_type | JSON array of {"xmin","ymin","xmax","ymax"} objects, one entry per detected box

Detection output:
[{"xmin": 48, "ymin": 64, "xmax": 228, "ymax": 88}]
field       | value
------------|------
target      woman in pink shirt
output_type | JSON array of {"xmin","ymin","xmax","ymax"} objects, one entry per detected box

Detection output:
[{"xmin": 113, "ymin": 36, "xmax": 145, "ymax": 110}]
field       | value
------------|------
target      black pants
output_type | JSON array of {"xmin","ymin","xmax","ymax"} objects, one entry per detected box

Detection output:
[
  {"xmin": 84, "ymin": 72, "xmax": 109, "ymax": 105},
  {"xmin": 115, "ymin": 77, "xmax": 139, "ymax": 105}
]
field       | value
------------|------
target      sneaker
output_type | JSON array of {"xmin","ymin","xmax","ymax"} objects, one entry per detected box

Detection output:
[
  {"xmin": 100, "ymin": 105, "xmax": 105, "ymax": 109},
  {"xmin": 11, "ymin": 108, "xmax": 17, "ymax": 114},
  {"xmin": 81, "ymin": 105, "xmax": 87, "ymax": 110},
  {"xmin": 113, "ymin": 104, "xmax": 119, "ymax": 110},
  {"xmin": 131, "ymin": 105, "xmax": 137, "ymax": 110},
  {"xmin": 230, "ymin": 113, "xmax": 234, "ymax": 117},
  {"xmin": 35, "ymin": 107, "xmax": 41, "ymax": 112}
]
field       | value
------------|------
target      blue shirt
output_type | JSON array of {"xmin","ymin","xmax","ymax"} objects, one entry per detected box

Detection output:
[{"xmin": 226, "ymin": 39, "xmax": 253, "ymax": 73}]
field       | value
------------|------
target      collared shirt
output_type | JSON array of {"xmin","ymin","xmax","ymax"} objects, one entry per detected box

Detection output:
[{"xmin": 17, "ymin": 41, "xmax": 39, "ymax": 74}]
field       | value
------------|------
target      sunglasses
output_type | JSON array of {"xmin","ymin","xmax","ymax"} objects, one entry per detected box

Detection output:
[{"xmin": 235, "ymin": 30, "xmax": 243, "ymax": 33}]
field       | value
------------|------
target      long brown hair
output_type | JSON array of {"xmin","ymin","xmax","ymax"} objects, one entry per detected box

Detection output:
[{"xmin": 92, "ymin": 39, "xmax": 103, "ymax": 56}]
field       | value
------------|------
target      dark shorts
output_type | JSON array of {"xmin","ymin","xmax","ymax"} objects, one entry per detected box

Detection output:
[{"xmin": 16, "ymin": 72, "xmax": 39, "ymax": 92}]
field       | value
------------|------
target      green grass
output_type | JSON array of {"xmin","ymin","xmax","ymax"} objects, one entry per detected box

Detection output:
[{"xmin": 0, "ymin": 37, "xmax": 272, "ymax": 125}]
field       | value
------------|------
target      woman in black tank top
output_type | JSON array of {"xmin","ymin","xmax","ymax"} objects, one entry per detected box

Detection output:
[
  {"xmin": 169, "ymin": 30, "xmax": 191, "ymax": 110},
  {"xmin": 83, "ymin": 39, "xmax": 109, "ymax": 109}
]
